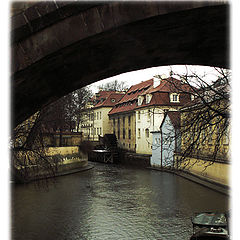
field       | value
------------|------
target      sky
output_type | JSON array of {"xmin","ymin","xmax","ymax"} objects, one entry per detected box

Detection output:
[{"xmin": 89, "ymin": 65, "xmax": 222, "ymax": 93}]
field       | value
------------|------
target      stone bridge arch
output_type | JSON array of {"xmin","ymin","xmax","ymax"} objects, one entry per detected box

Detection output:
[{"xmin": 11, "ymin": 1, "xmax": 229, "ymax": 127}]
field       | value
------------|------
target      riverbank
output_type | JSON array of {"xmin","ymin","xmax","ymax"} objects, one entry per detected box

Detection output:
[
  {"xmin": 147, "ymin": 166, "xmax": 230, "ymax": 196},
  {"xmin": 12, "ymin": 162, "xmax": 229, "ymax": 240},
  {"xmin": 13, "ymin": 146, "xmax": 92, "ymax": 183},
  {"xmin": 114, "ymin": 150, "xmax": 229, "ymax": 196}
]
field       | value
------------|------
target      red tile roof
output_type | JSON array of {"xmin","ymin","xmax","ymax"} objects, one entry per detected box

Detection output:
[
  {"xmin": 109, "ymin": 77, "xmax": 194, "ymax": 116},
  {"xmin": 160, "ymin": 111, "xmax": 181, "ymax": 130},
  {"xmin": 167, "ymin": 111, "xmax": 181, "ymax": 129},
  {"xmin": 93, "ymin": 92, "xmax": 124, "ymax": 109},
  {"xmin": 149, "ymin": 77, "xmax": 194, "ymax": 93},
  {"xmin": 117, "ymin": 79, "xmax": 153, "ymax": 104},
  {"xmin": 89, "ymin": 91, "xmax": 116, "ymax": 103}
]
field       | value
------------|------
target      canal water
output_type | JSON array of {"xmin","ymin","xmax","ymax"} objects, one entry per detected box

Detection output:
[{"xmin": 11, "ymin": 162, "xmax": 229, "ymax": 240}]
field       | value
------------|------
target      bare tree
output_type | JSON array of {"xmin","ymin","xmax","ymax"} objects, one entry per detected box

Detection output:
[
  {"xmin": 156, "ymin": 67, "xmax": 231, "ymax": 169},
  {"xmin": 11, "ymin": 111, "xmax": 60, "ymax": 183},
  {"xmin": 11, "ymin": 86, "xmax": 93, "ymax": 182},
  {"xmin": 66, "ymin": 87, "xmax": 93, "ymax": 132},
  {"xmin": 97, "ymin": 80, "xmax": 129, "ymax": 92},
  {"xmin": 41, "ymin": 87, "xmax": 93, "ymax": 133}
]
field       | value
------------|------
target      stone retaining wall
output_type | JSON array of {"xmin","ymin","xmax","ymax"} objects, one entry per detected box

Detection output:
[{"xmin": 13, "ymin": 146, "xmax": 88, "ymax": 183}]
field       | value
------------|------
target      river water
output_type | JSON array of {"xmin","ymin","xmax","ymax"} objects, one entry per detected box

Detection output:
[{"xmin": 11, "ymin": 162, "xmax": 229, "ymax": 240}]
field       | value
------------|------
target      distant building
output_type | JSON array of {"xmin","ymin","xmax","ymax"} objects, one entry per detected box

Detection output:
[
  {"xmin": 109, "ymin": 76, "xmax": 194, "ymax": 154},
  {"xmin": 78, "ymin": 91, "xmax": 124, "ymax": 141}
]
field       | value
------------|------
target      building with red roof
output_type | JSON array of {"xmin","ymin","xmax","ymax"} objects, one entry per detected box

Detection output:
[
  {"xmin": 79, "ymin": 90, "xmax": 124, "ymax": 141},
  {"xmin": 108, "ymin": 76, "xmax": 194, "ymax": 154}
]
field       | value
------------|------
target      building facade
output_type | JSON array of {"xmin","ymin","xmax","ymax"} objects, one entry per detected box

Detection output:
[
  {"xmin": 176, "ymin": 96, "xmax": 230, "ymax": 186},
  {"xmin": 109, "ymin": 76, "xmax": 194, "ymax": 154},
  {"xmin": 151, "ymin": 111, "xmax": 181, "ymax": 168},
  {"xmin": 79, "ymin": 91, "xmax": 124, "ymax": 141}
]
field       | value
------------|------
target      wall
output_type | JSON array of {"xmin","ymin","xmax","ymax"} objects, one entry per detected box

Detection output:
[
  {"xmin": 136, "ymin": 107, "xmax": 179, "ymax": 154},
  {"xmin": 176, "ymin": 156, "xmax": 229, "ymax": 186},
  {"xmin": 136, "ymin": 107, "xmax": 163, "ymax": 154},
  {"xmin": 46, "ymin": 146, "xmax": 82, "ymax": 157},
  {"xmin": 150, "ymin": 115, "xmax": 176, "ymax": 168},
  {"xmin": 161, "ymin": 115, "xmax": 175, "ymax": 167},
  {"xmin": 151, "ymin": 131, "xmax": 161, "ymax": 167},
  {"xmin": 81, "ymin": 107, "xmax": 113, "ymax": 141},
  {"xmin": 121, "ymin": 152, "xmax": 151, "ymax": 167},
  {"xmin": 100, "ymin": 107, "xmax": 113, "ymax": 136},
  {"xmin": 111, "ymin": 113, "xmax": 136, "ymax": 152},
  {"xmin": 13, "ymin": 146, "xmax": 88, "ymax": 182}
]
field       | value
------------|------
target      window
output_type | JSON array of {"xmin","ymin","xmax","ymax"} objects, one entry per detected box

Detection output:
[
  {"xmin": 138, "ymin": 111, "xmax": 141, "ymax": 120},
  {"xmin": 118, "ymin": 117, "xmax": 120, "ymax": 127},
  {"xmin": 128, "ymin": 116, "xmax": 131, "ymax": 126},
  {"xmin": 138, "ymin": 128, "xmax": 141, "ymax": 138},
  {"xmin": 129, "ymin": 144, "xmax": 131, "ymax": 148},
  {"xmin": 146, "ymin": 94, "xmax": 152, "ymax": 104},
  {"xmin": 138, "ymin": 96, "xmax": 144, "ymax": 106},
  {"xmin": 118, "ymin": 130, "xmax": 120, "ymax": 139},
  {"xmin": 100, "ymin": 112, "xmax": 102, "ymax": 119},
  {"xmin": 100, "ymin": 127, "xmax": 102, "ymax": 135},
  {"xmin": 97, "ymin": 112, "xmax": 99, "ymax": 120},
  {"xmin": 172, "ymin": 94, "xmax": 178, "ymax": 102},
  {"xmin": 123, "ymin": 128, "xmax": 125, "ymax": 139},
  {"xmin": 170, "ymin": 93, "xmax": 180, "ymax": 103},
  {"xmin": 113, "ymin": 119, "xmax": 115, "ymax": 128},
  {"xmin": 129, "ymin": 129, "xmax": 131, "ymax": 139},
  {"xmin": 147, "ymin": 109, "xmax": 151, "ymax": 120},
  {"xmin": 145, "ymin": 128, "xmax": 149, "ymax": 138}
]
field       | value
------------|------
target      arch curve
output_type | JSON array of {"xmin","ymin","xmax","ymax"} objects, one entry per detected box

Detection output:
[{"xmin": 12, "ymin": 2, "xmax": 229, "ymax": 127}]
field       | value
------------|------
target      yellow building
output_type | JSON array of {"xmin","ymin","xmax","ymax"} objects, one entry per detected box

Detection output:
[
  {"xmin": 176, "ymin": 98, "xmax": 230, "ymax": 186},
  {"xmin": 79, "ymin": 91, "xmax": 124, "ymax": 141}
]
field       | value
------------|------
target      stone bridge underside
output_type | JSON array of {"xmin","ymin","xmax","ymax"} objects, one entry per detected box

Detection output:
[{"xmin": 11, "ymin": 1, "xmax": 229, "ymax": 127}]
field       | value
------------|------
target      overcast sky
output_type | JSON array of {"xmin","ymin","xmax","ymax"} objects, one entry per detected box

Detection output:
[{"xmin": 89, "ymin": 65, "xmax": 221, "ymax": 93}]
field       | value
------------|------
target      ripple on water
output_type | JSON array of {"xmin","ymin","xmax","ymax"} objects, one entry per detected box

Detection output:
[{"xmin": 12, "ymin": 163, "xmax": 229, "ymax": 240}]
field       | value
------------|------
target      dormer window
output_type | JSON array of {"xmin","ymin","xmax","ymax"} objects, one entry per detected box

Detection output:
[
  {"xmin": 146, "ymin": 94, "xmax": 152, "ymax": 104},
  {"xmin": 111, "ymin": 98, "xmax": 116, "ymax": 103},
  {"xmin": 138, "ymin": 96, "xmax": 144, "ymax": 106},
  {"xmin": 170, "ymin": 93, "xmax": 180, "ymax": 103},
  {"xmin": 191, "ymin": 94, "xmax": 195, "ymax": 101}
]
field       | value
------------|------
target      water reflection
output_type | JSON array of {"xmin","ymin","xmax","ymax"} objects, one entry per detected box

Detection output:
[{"xmin": 12, "ymin": 162, "xmax": 229, "ymax": 240}]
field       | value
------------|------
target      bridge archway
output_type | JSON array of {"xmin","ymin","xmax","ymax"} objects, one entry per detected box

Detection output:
[{"xmin": 12, "ymin": 2, "xmax": 229, "ymax": 127}]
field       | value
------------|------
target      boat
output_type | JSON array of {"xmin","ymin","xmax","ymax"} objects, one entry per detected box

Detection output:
[{"xmin": 190, "ymin": 212, "xmax": 230, "ymax": 240}]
